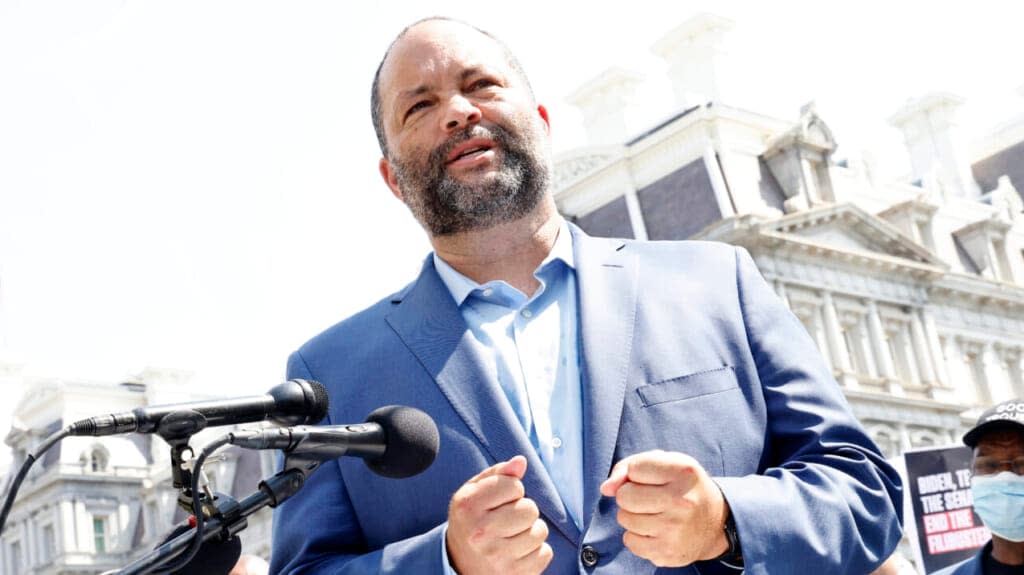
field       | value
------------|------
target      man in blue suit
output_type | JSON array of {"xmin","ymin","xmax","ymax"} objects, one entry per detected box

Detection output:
[{"xmin": 270, "ymin": 17, "xmax": 903, "ymax": 574}]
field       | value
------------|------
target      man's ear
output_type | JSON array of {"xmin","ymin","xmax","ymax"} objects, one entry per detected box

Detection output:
[
  {"xmin": 379, "ymin": 157, "xmax": 404, "ymax": 201},
  {"xmin": 537, "ymin": 104, "xmax": 551, "ymax": 134}
]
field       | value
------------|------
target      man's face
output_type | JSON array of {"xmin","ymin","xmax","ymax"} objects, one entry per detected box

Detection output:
[
  {"xmin": 376, "ymin": 20, "xmax": 552, "ymax": 236},
  {"xmin": 972, "ymin": 430, "xmax": 1024, "ymax": 477}
]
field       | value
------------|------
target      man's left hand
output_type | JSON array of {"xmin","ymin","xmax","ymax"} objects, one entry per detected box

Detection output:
[{"xmin": 599, "ymin": 450, "xmax": 730, "ymax": 567}]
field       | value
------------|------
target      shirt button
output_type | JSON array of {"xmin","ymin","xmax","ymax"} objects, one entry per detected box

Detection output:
[
  {"xmin": 521, "ymin": 309, "xmax": 533, "ymax": 318},
  {"xmin": 551, "ymin": 437, "xmax": 562, "ymax": 448},
  {"xmin": 481, "ymin": 288, "xmax": 493, "ymax": 297},
  {"xmin": 581, "ymin": 544, "xmax": 599, "ymax": 567}
]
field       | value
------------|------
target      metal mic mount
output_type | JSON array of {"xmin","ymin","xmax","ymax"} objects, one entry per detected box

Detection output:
[{"xmin": 115, "ymin": 468, "xmax": 306, "ymax": 574}]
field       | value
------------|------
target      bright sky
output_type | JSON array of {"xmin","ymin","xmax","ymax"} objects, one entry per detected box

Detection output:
[{"xmin": 1, "ymin": 1, "xmax": 1022, "ymax": 441}]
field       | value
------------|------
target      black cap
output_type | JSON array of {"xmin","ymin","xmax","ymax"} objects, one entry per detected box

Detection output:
[{"xmin": 963, "ymin": 398, "xmax": 1024, "ymax": 448}]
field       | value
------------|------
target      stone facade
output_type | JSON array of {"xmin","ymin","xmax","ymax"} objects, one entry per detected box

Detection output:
[{"xmin": 0, "ymin": 367, "xmax": 275, "ymax": 574}]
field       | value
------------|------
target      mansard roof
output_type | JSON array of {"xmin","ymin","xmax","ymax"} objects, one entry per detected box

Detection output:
[{"xmin": 973, "ymin": 135, "xmax": 1024, "ymax": 200}]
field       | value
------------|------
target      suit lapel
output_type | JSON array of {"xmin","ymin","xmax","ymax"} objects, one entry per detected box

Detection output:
[
  {"xmin": 571, "ymin": 226, "xmax": 640, "ymax": 527},
  {"xmin": 385, "ymin": 257, "xmax": 580, "ymax": 543}
]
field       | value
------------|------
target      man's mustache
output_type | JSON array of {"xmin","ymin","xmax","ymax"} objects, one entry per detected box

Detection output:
[{"xmin": 430, "ymin": 125, "xmax": 507, "ymax": 168}]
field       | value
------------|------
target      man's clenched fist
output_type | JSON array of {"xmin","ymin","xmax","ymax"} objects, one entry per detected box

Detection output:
[
  {"xmin": 446, "ymin": 455, "xmax": 553, "ymax": 575},
  {"xmin": 600, "ymin": 450, "xmax": 730, "ymax": 567}
]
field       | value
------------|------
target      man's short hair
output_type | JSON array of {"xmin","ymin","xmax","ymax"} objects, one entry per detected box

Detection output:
[{"xmin": 369, "ymin": 16, "xmax": 535, "ymax": 158}]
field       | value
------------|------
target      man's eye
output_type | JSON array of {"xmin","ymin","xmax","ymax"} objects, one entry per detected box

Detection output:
[
  {"xmin": 470, "ymin": 79, "xmax": 496, "ymax": 90},
  {"xmin": 975, "ymin": 461, "xmax": 996, "ymax": 474},
  {"xmin": 405, "ymin": 101, "xmax": 430, "ymax": 119}
]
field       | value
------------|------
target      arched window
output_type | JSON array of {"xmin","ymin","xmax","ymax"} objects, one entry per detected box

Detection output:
[
  {"xmin": 910, "ymin": 430, "xmax": 942, "ymax": 449},
  {"xmin": 80, "ymin": 445, "xmax": 110, "ymax": 473},
  {"xmin": 868, "ymin": 426, "xmax": 900, "ymax": 459}
]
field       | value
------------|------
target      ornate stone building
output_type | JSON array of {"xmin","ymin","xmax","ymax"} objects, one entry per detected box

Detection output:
[
  {"xmin": 3, "ymin": 11, "xmax": 1023, "ymax": 575},
  {"xmin": 0, "ymin": 367, "xmax": 275, "ymax": 574},
  {"xmin": 556, "ymin": 11, "xmax": 1024, "ymax": 489}
]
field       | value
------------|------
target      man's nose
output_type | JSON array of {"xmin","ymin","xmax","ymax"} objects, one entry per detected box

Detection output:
[{"xmin": 441, "ymin": 94, "xmax": 481, "ymax": 132}]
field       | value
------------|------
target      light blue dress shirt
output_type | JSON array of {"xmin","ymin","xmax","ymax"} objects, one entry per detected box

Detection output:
[{"xmin": 433, "ymin": 220, "xmax": 584, "ymax": 570}]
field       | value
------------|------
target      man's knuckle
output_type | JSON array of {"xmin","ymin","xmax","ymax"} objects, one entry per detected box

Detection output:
[
  {"xmin": 468, "ymin": 526, "xmax": 488, "ymax": 545},
  {"xmin": 533, "ymin": 519, "xmax": 549, "ymax": 538}
]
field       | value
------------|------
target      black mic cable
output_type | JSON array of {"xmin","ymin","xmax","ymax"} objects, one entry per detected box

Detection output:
[{"xmin": 0, "ymin": 424, "xmax": 72, "ymax": 534}]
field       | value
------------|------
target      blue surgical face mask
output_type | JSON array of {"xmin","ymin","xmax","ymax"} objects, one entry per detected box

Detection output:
[{"xmin": 971, "ymin": 471, "xmax": 1024, "ymax": 542}]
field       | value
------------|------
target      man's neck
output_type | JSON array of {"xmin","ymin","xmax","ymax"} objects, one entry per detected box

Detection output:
[
  {"xmin": 991, "ymin": 536, "xmax": 1024, "ymax": 565},
  {"xmin": 431, "ymin": 198, "xmax": 562, "ymax": 297}
]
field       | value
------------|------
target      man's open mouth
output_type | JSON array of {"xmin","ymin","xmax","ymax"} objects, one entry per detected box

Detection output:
[{"xmin": 446, "ymin": 139, "xmax": 496, "ymax": 165}]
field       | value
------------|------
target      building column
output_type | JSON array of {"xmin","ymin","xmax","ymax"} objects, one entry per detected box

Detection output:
[
  {"xmin": 61, "ymin": 499, "xmax": 77, "ymax": 553},
  {"xmin": 867, "ymin": 301, "xmax": 897, "ymax": 379},
  {"xmin": 944, "ymin": 336, "xmax": 966, "ymax": 393},
  {"xmin": 75, "ymin": 499, "xmax": 92, "ymax": 552},
  {"xmin": 921, "ymin": 310, "xmax": 950, "ymax": 387},
  {"xmin": 821, "ymin": 292, "xmax": 856, "ymax": 386},
  {"xmin": 897, "ymin": 423, "xmax": 912, "ymax": 453},
  {"xmin": 703, "ymin": 145, "xmax": 736, "ymax": 219},
  {"xmin": 909, "ymin": 313, "xmax": 935, "ymax": 385},
  {"xmin": 24, "ymin": 513, "xmax": 35, "ymax": 569},
  {"xmin": 959, "ymin": 339, "xmax": 993, "ymax": 405},
  {"xmin": 1011, "ymin": 348, "xmax": 1024, "ymax": 397},
  {"xmin": 623, "ymin": 189, "xmax": 649, "ymax": 241}
]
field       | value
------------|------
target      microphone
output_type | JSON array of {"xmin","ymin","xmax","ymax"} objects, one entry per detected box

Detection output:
[
  {"xmin": 68, "ymin": 379, "xmax": 329, "ymax": 437},
  {"xmin": 230, "ymin": 405, "xmax": 439, "ymax": 479}
]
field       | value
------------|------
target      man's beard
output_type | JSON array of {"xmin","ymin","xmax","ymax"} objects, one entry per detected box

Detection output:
[{"xmin": 390, "ymin": 122, "xmax": 550, "ymax": 236}]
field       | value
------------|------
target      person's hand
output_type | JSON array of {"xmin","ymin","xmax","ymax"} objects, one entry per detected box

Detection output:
[
  {"xmin": 599, "ymin": 450, "xmax": 729, "ymax": 567},
  {"xmin": 446, "ymin": 455, "xmax": 553, "ymax": 575}
]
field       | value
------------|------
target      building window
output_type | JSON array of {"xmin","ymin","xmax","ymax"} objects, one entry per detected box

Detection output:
[
  {"xmin": 871, "ymin": 428, "xmax": 900, "ymax": 459},
  {"xmin": 93, "ymin": 517, "xmax": 107, "ymax": 554},
  {"xmin": 842, "ymin": 327, "xmax": 867, "ymax": 375},
  {"xmin": 42, "ymin": 523, "xmax": 56, "ymax": 562},
  {"xmin": 80, "ymin": 445, "xmax": 109, "ymax": 473},
  {"xmin": 10, "ymin": 540, "xmax": 22, "ymax": 568},
  {"xmin": 914, "ymin": 218, "xmax": 935, "ymax": 252},
  {"xmin": 10, "ymin": 540, "xmax": 23, "ymax": 572},
  {"xmin": 962, "ymin": 343, "xmax": 992, "ymax": 406},
  {"xmin": 146, "ymin": 500, "xmax": 162, "ymax": 538},
  {"xmin": 788, "ymin": 293, "xmax": 830, "ymax": 365},
  {"xmin": 838, "ymin": 307, "xmax": 877, "ymax": 378},
  {"xmin": 885, "ymin": 322, "xmax": 921, "ymax": 387},
  {"xmin": 910, "ymin": 429, "xmax": 942, "ymax": 449},
  {"xmin": 1000, "ymin": 349, "xmax": 1024, "ymax": 398}
]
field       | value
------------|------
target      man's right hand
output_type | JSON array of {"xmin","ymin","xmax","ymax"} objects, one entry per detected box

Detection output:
[{"xmin": 446, "ymin": 455, "xmax": 553, "ymax": 574}]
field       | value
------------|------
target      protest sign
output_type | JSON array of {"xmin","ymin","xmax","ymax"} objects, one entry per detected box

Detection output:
[{"xmin": 903, "ymin": 445, "xmax": 990, "ymax": 574}]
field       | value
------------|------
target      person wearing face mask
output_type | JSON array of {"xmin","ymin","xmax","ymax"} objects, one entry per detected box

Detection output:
[{"xmin": 935, "ymin": 399, "xmax": 1024, "ymax": 575}]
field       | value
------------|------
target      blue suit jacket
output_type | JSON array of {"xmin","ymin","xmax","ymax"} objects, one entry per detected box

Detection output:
[{"xmin": 271, "ymin": 227, "xmax": 903, "ymax": 574}]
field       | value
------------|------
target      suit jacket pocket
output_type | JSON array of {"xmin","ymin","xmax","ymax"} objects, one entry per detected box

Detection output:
[{"xmin": 636, "ymin": 365, "xmax": 738, "ymax": 407}]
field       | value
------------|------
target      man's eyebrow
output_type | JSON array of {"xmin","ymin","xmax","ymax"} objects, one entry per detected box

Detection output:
[
  {"xmin": 392, "ymin": 66, "xmax": 499, "ymax": 110},
  {"xmin": 397, "ymin": 85, "xmax": 431, "ymax": 102},
  {"xmin": 459, "ymin": 67, "xmax": 484, "ymax": 82}
]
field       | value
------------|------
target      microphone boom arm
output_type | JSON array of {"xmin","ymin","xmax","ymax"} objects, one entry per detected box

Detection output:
[{"xmin": 115, "ymin": 469, "xmax": 304, "ymax": 575}]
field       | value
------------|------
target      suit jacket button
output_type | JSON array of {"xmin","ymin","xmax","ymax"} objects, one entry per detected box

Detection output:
[{"xmin": 580, "ymin": 544, "xmax": 599, "ymax": 567}]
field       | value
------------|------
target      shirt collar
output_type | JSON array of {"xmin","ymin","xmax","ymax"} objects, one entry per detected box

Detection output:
[{"xmin": 433, "ymin": 218, "xmax": 575, "ymax": 307}]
